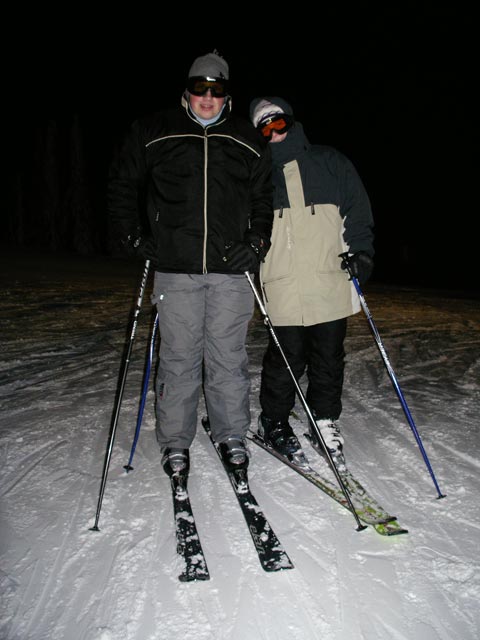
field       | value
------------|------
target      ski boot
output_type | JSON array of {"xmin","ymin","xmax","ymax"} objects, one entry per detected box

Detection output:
[
  {"xmin": 162, "ymin": 448, "xmax": 190, "ymax": 477},
  {"xmin": 258, "ymin": 413, "xmax": 307, "ymax": 466}
]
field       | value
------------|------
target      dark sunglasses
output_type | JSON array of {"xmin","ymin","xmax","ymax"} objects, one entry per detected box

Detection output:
[
  {"xmin": 258, "ymin": 114, "xmax": 293, "ymax": 140},
  {"xmin": 187, "ymin": 76, "xmax": 229, "ymax": 98}
]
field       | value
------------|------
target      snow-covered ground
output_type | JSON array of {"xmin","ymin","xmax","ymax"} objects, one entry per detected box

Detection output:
[{"xmin": 1, "ymin": 251, "xmax": 479, "ymax": 640}]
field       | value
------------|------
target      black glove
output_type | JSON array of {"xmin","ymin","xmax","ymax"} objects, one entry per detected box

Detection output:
[
  {"xmin": 123, "ymin": 233, "xmax": 155, "ymax": 260},
  {"xmin": 340, "ymin": 251, "xmax": 374, "ymax": 285},
  {"xmin": 223, "ymin": 233, "xmax": 270, "ymax": 273},
  {"xmin": 134, "ymin": 235, "xmax": 156, "ymax": 260}
]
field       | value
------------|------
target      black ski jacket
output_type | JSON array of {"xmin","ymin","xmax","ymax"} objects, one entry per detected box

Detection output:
[{"xmin": 108, "ymin": 96, "xmax": 273, "ymax": 273}]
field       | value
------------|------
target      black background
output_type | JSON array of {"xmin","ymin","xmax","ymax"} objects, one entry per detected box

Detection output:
[{"xmin": 4, "ymin": 7, "xmax": 478, "ymax": 291}]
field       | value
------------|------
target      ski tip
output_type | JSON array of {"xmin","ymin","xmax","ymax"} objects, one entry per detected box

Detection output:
[
  {"xmin": 179, "ymin": 571, "xmax": 211, "ymax": 582},
  {"xmin": 263, "ymin": 561, "xmax": 295, "ymax": 572},
  {"xmin": 373, "ymin": 521, "xmax": 409, "ymax": 536}
]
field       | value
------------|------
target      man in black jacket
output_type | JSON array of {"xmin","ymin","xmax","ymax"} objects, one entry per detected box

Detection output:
[{"xmin": 108, "ymin": 51, "xmax": 273, "ymax": 475}]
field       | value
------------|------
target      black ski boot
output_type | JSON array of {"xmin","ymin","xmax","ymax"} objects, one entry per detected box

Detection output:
[
  {"xmin": 162, "ymin": 448, "xmax": 190, "ymax": 477},
  {"xmin": 258, "ymin": 413, "xmax": 305, "ymax": 464},
  {"xmin": 219, "ymin": 437, "xmax": 249, "ymax": 471}
]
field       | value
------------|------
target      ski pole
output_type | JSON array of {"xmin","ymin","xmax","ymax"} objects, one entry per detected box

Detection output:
[
  {"xmin": 339, "ymin": 252, "xmax": 445, "ymax": 499},
  {"xmin": 124, "ymin": 310, "xmax": 159, "ymax": 472},
  {"xmin": 245, "ymin": 271, "xmax": 367, "ymax": 531},
  {"xmin": 91, "ymin": 259, "xmax": 151, "ymax": 531}
]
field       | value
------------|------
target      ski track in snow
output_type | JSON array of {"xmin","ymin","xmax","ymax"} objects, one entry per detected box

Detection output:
[{"xmin": 1, "ymin": 255, "xmax": 479, "ymax": 639}]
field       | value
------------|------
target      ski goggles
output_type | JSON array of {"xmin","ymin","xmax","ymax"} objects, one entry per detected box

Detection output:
[
  {"xmin": 258, "ymin": 114, "xmax": 293, "ymax": 140},
  {"xmin": 187, "ymin": 76, "xmax": 229, "ymax": 98}
]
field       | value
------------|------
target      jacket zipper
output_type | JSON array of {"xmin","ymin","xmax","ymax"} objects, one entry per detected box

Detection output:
[{"xmin": 203, "ymin": 133, "xmax": 208, "ymax": 273}]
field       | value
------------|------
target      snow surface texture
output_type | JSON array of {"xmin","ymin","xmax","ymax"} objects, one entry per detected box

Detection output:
[{"xmin": 1, "ymin": 252, "xmax": 479, "ymax": 640}]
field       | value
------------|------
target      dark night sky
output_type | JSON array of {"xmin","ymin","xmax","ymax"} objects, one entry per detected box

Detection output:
[{"xmin": 4, "ymin": 7, "xmax": 478, "ymax": 291}]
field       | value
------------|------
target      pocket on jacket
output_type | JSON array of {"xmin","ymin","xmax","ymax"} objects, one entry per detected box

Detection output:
[{"xmin": 262, "ymin": 275, "xmax": 301, "ymax": 325}]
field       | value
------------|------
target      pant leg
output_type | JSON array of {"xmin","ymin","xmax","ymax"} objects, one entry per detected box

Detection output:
[
  {"xmin": 305, "ymin": 318, "xmax": 347, "ymax": 420},
  {"xmin": 203, "ymin": 274, "xmax": 254, "ymax": 443},
  {"xmin": 152, "ymin": 272, "xmax": 206, "ymax": 449},
  {"xmin": 260, "ymin": 325, "xmax": 308, "ymax": 421}
]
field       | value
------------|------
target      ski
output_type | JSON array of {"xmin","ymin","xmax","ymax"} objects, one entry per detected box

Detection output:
[
  {"xmin": 171, "ymin": 472, "xmax": 210, "ymax": 582},
  {"xmin": 247, "ymin": 430, "xmax": 408, "ymax": 536},
  {"xmin": 202, "ymin": 417, "xmax": 294, "ymax": 572}
]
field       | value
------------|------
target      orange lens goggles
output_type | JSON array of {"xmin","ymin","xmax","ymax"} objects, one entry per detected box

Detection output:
[{"xmin": 259, "ymin": 115, "xmax": 293, "ymax": 140}]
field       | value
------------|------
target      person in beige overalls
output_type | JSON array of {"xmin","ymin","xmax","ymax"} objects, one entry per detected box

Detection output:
[{"xmin": 250, "ymin": 97, "xmax": 375, "ymax": 470}]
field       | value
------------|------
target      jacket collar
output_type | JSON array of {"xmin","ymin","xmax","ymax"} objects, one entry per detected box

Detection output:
[{"xmin": 270, "ymin": 122, "xmax": 309, "ymax": 167}]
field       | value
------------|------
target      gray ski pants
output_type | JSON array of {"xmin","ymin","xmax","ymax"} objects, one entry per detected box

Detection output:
[{"xmin": 151, "ymin": 272, "xmax": 254, "ymax": 449}]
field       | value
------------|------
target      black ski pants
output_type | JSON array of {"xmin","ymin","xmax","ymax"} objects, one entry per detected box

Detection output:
[{"xmin": 259, "ymin": 318, "xmax": 347, "ymax": 422}]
